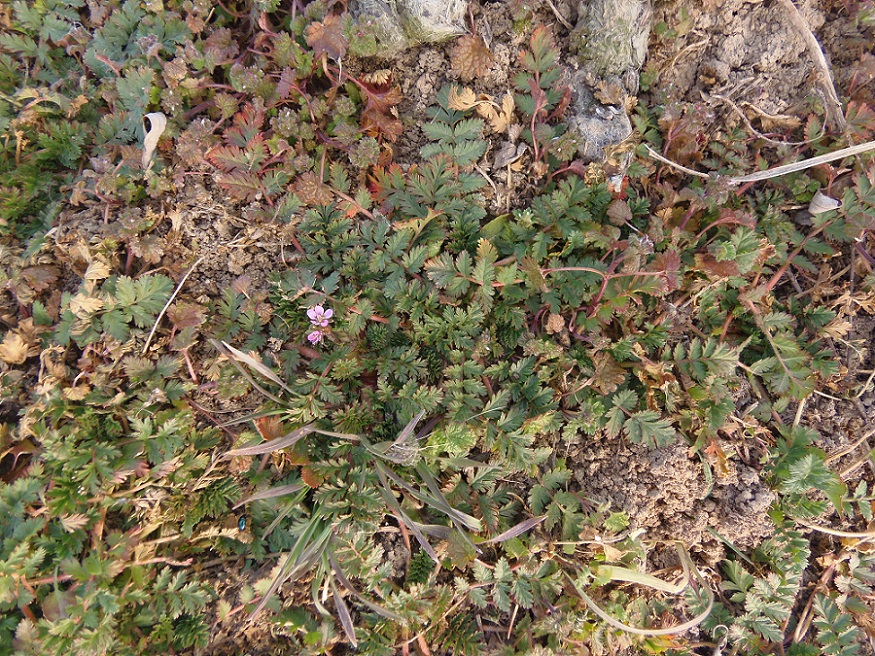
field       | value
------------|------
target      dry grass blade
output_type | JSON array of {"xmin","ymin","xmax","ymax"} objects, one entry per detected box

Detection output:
[
  {"xmin": 232, "ymin": 483, "xmax": 304, "ymax": 509},
  {"xmin": 794, "ymin": 518, "xmax": 875, "ymax": 540},
  {"xmin": 481, "ymin": 515, "xmax": 547, "ymax": 545},
  {"xmin": 569, "ymin": 542, "xmax": 713, "ymax": 636},
  {"xmin": 218, "ymin": 340, "xmax": 294, "ymax": 395},
  {"xmin": 330, "ymin": 578, "xmax": 358, "ymax": 647},
  {"xmin": 250, "ymin": 518, "xmax": 332, "ymax": 620},
  {"xmin": 328, "ymin": 553, "xmax": 405, "ymax": 621},
  {"xmin": 411, "ymin": 462, "xmax": 482, "ymax": 533},
  {"xmin": 376, "ymin": 466, "xmax": 439, "ymax": 563},
  {"xmin": 223, "ymin": 425, "xmax": 315, "ymax": 458}
]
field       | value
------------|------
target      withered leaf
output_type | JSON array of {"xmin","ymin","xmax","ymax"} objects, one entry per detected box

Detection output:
[
  {"xmin": 69, "ymin": 293, "xmax": 104, "ymax": 318},
  {"xmin": 546, "ymin": 313, "xmax": 565, "ymax": 334},
  {"xmin": 305, "ymin": 13, "xmax": 348, "ymax": 61},
  {"xmin": 60, "ymin": 513, "xmax": 90, "ymax": 533},
  {"xmin": 448, "ymin": 86, "xmax": 479, "ymax": 111},
  {"xmin": 651, "ymin": 250, "xmax": 682, "ymax": 292},
  {"xmin": 130, "ymin": 234, "xmax": 165, "ymax": 265},
  {"xmin": 694, "ymin": 253, "xmax": 740, "ymax": 279},
  {"xmin": 83, "ymin": 260, "xmax": 111, "ymax": 283},
  {"xmin": 450, "ymin": 35, "xmax": 494, "ymax": 82},
  {"xmin": 591, "ymin": 351, "xmax": 627, "ymax": 395},
  {"xmin": 606, "ymin": 198, "xmax": 632, "ymax": 226},
  {"xmin": 294, "ymin": 171, "xmax": 335, "ymax": 206},
  {"xmin": 0, "ymin": 332, "xmax": 29, "ymax": 365},
  {"xmin": 493, "ymin": 141, "xmax": 526, "ymax": 168},
  {"xmin": 21, "ymin": 265, "xmax": 60, "ymax": 292},
  {"xmin": 362, "ymin": 69, "xmax": 392, "ymax": 86},
  {"xmin": 167, "ymin": 301, "xmax": 207, "ymax": 329}
]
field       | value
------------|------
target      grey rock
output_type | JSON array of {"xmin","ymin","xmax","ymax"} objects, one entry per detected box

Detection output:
[{"xmin": 350, "ymin": 0, "xmax": 467, "ymax": 55}]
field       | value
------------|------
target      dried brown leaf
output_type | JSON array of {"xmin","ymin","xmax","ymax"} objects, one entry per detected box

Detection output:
[
  {"xmin": 546, "ymin": 313, "xmax": 565, "ymax": 334},
  {"xmin": 450, "ymin": 35, "xmax": 494, "ymax": 82},
  {"xmin": 362, "ymin": 69, "xmax": 392, "ymax": 86},
  {"xmin": 0, "ymin": 332, "xmax": 28, "ymax": 365},
  {"xmin": 305, "ymin": 13, "xmax": 348, "ymax": 60},
  {"xmin": 448, "ymin": 86, "xmax": 480, "ymax": 111},
  {"xmin": 591, "ymin": 351, "xmax": 626, "ymax": 395},
  {"xmin": 694, "ymin": 253, "xmax": 740, "ymax": 279},
  {"xmin": 68, "ymin": 293, "xmax": 104, "ymax": 318},
  {"xmin": 294, "ymin": 171, "xmax": 335, "ymax": 206},
  {"xmin": 21, "ymin": 265, "xmax": 60, "ymax": 292}
]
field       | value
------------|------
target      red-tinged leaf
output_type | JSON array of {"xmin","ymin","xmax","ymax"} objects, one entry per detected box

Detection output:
[
  {"xmin": 547, "ymin": 86, "xmax": 572, "ymax": 121},
  {"xmin": 845, "ymin": 100, "xmax": 875, "ymax": 141},
  {"xmin": 704, "ymin": 438, "xmax": 730, "ymax": 477},
  {"xmin": 558, "ymin": 160, "xmax": 592, "ymax": 179},
  {"xmin": 651, "ymin": 250, "xmax": 682, "ymax": 292},
  {"xmin": 362, "ymin": 107, "xmax": 404, "ymax": 142},
  {"xmin": 450, "ymin": 35, "xmax": 494, "ymax": 82},
  {"xmin": 254, "ymin": 416, "xmax": 285, "ymax": 442},
  {"xmin": 224, "ymin": 103, "xmax": 265, "ymax": 147},
  {"xmin": 528, "ymin": 77, "xmax": 547, "ymax": 116},
  {"xmin": 208, "ymin": 135, "xmax": 267, "ymax": 172},
  {"xmin": 301, "ymin": 465, "xmax": 324, "ymax": 488},
  {"xmin": 305, "ymin": 13, "xmax": 347, "ymax": 60},
  {"xmin": 215, "ymin": 171, "xmax": 264, "ymax": 201},
  {"xmin": 694, "ymin": 252, "xmax": 740, "ymax": 278},
  {"xmin": 277, "ymin": 67, "xmax": 296, "ymax": 100},
  {"xmin": 167, "ymin": 301, "xmax": 207, "ymax": 329}
]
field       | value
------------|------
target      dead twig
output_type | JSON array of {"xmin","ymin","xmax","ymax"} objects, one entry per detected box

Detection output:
[
  {"xmin": 709, "ymin": 92, "xmax": 817, "ymax": 147},
  {"xmin": 643, "ymin": 139, "xmax": 875, "ymax": 185},
  {"xmin": 544, "ymin": 0, "xmax": 573, "ymax": 31},
  {"xmin": 142, "ymin": 255, "xmax": 205, "ymax": 354}
]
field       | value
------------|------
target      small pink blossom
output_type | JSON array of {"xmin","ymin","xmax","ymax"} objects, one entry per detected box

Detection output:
[
  {"xmin": 307, "ymin": 330, "xmax": 324, "ymax": 345},
  {"xmin": 307, "ymin": 305, "xmax": 333, "ymax": 328}
]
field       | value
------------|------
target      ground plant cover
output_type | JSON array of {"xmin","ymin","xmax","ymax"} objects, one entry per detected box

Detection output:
[{"xmin": 1, "ymin": 0, "xmax": 875, "ymax": 654}]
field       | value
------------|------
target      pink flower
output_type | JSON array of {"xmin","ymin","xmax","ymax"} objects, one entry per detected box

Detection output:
[
  {"xmin": 307, "ymin": 330, "xmax": 324, "ymax": 345},
  {"xmin": 307, "ymin": 305, "xmax": 333, "ymax": 328}
]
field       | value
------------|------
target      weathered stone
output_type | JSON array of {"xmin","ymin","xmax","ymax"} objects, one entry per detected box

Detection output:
[
  {"xmin": 573, "ymin": 0, "xmax": 653, "ymax": 81},
  {"xmin": 567, "ymin": 75, "xmax": 633, "ymax": 162},
  {"xmin": 567, "ymin": 0, "xmax": 653, "ymax": 162},
  {"xmin": 351, "ymin": 0, "xmax": 467, "ymax": 55}
]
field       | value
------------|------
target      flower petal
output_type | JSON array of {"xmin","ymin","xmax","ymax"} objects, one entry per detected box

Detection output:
[{"xmin": 307, "ymin": 330, "xmax": 323, "ymax": 344}]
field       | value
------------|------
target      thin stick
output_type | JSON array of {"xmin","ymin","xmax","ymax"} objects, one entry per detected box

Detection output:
[
  {"xmin": 710, "ymin": 93, "xmax": 816, "ymax": 147},
  {"xmin": 729, "ymin": 139, "xmax": 875, "ymax": 183},
  {"xmin": 643, "ymin": 145, "xmax": 710, "ymax": 179},
  {"xmin": 544, "ymin": 0, "xmax": 573, "ymax": 30},
  {"xmin": 775, "ymin": 0, "xmax": 846, "ymax": 132},
  {"xmin": 142, "ymin": 255, "xmax": 205, "ymax": 354},
  {"xmin": 644, "ymin": 139, "xmax": 875, "ymax": 185}
]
